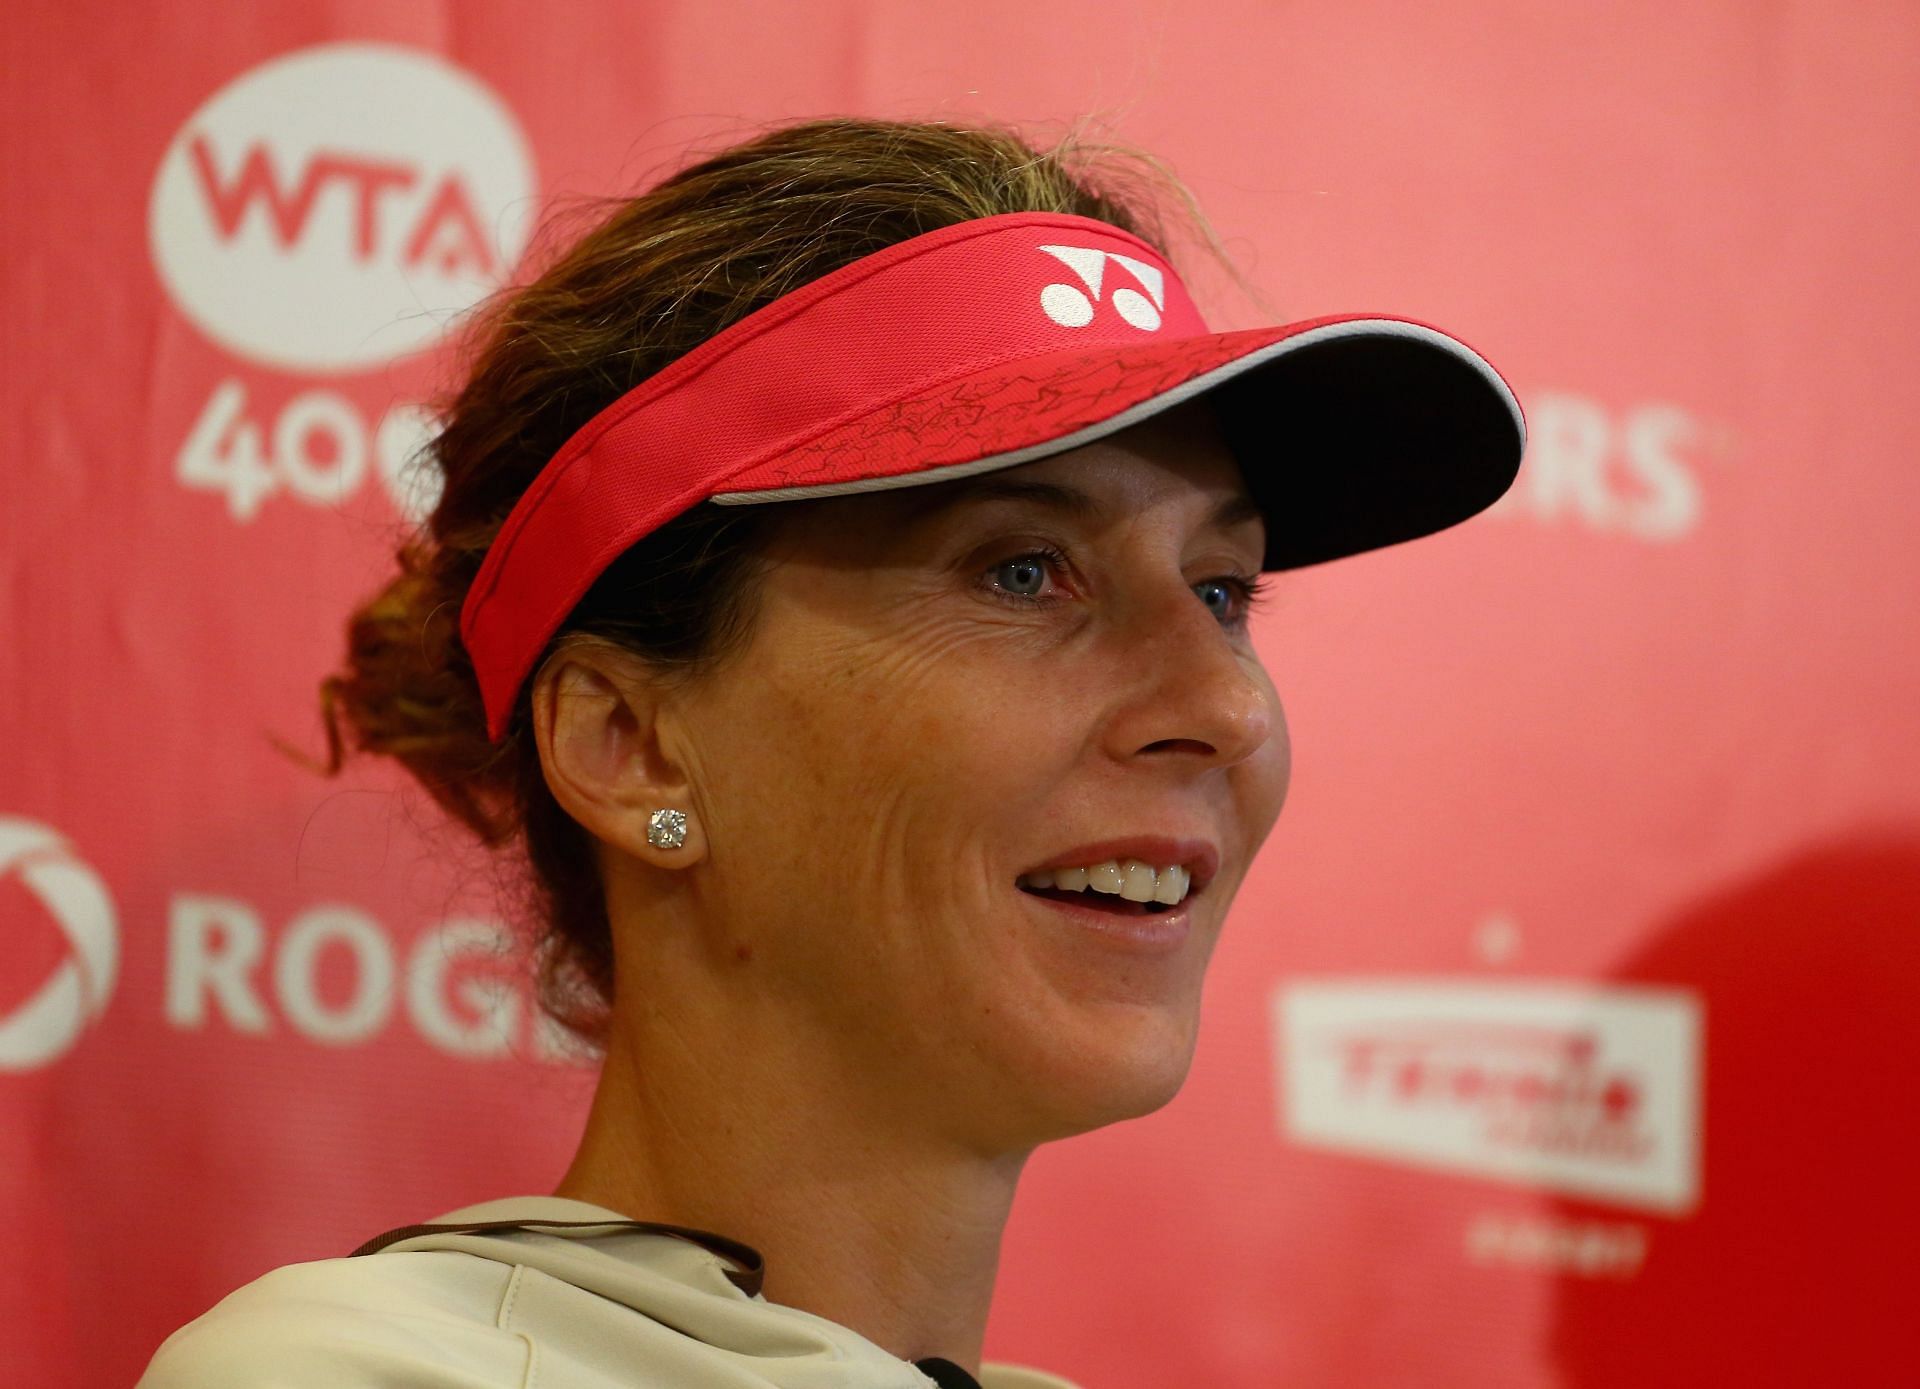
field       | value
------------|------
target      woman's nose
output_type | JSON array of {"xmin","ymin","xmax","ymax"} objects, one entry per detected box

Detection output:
[{"xmin": 1103, "ymin": 580, "xmax": 1276, "ymax": 770}]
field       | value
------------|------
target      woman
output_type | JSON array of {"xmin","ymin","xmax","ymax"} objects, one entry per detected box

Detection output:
[{"xmin": 139, "ymin": 115, "xmax": 1523, "ymax": 1388}]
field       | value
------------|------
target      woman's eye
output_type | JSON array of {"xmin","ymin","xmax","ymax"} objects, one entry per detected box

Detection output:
[
  {"xmin": 988, "ymin": 550, "xmax": 1062, "ymax": 599},
  {"xmin": 982, "ymin": 548, "xmax": 1270, "ymax": 628}
]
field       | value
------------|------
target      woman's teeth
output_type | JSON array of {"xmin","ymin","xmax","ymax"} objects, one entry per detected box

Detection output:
[{"xmin": 1016, "ymin": 859, "xmax": 1191, "ymax": 906}]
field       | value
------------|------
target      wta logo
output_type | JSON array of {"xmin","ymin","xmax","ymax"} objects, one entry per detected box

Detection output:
[
  {"xmin": 148, "ymin": 41, "xmax": 536, "ymax": 373},
  {"xmin": 0, "ymin": 819, "xmax": 119, "ymax": 1072}
]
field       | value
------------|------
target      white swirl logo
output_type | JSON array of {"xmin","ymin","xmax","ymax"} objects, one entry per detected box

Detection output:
[
  {"xmin": 148, "ymin": 41, "xmax": 536, "ymax": 373},
  {"xmin": 0, "ymin": 819, "xmax": 119, "ymax": 1071}
]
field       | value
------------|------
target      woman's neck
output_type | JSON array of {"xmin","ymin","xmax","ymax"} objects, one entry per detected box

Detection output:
[{"xmin": 553, "ymin": 1012, "xmax": 1029, "ymax": 1378}]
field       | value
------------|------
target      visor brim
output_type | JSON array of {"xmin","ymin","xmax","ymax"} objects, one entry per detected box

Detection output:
[{"xmin": 708, "ymin": 315, "xmax": 1527, "ymax": 572}]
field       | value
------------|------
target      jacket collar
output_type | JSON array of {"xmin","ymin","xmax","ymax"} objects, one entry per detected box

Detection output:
[{"xmin": 350, "ymin": 1195, "xmax": 1081, "ymax": 1389}]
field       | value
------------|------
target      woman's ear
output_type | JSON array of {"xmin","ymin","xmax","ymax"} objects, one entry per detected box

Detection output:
[{"xmin": 529, "ymin": 642, "xmax": 707, "ymax": 868}]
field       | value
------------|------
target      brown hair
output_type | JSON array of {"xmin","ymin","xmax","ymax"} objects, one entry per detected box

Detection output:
[{"xmin": 316, "ymin": 114, "xmax": 1264, "ymax": 1053}]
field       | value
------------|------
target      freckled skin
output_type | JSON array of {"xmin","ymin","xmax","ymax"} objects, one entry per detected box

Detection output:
[
  {"xmin": 544, "ymin": 395, "xmax": 1295, "ymax": 1362},
  {"xmin": 646, "ymin": 395, "xmax": 1291, "ymax": 1150}
]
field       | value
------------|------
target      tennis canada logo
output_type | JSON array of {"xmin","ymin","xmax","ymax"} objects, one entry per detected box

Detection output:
[
  {"xmin": 1035, "ymin": 244, "xmax": 1166, "ymax": 331},
  {"xmin": 148, "ymin": 40, "xmax": 535, "ymax": 373},
  {"xmin": 0, "ymin": 818, "xmax": 119, "ymax": 1072},
  {"xmin": 1273, "ymin": 979, "xmax": 1703, "ymax": 1213}
]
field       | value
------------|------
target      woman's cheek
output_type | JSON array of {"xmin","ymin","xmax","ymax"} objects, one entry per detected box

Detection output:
[{"xmin": 1243, "ymin": 697, "xmax": 1293, "ymax": 838}]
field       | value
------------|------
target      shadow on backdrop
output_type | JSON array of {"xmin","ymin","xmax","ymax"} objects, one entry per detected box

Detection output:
[{"xmin": 1551, "ymin": 829, "xmax": 1920, "ymax": 1386}]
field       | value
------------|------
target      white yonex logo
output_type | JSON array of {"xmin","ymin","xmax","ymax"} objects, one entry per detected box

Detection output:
[
  {"xmin": 0, "ymin": 818, "xmax": 119, "ymax": 1071},
  {"xmin": 1035, "ymin": 244, "xmax": 1166, "ymax": 331},
  {"xmin": 148, "ymin": 41, "xmax": 536, "ymax": 373}
]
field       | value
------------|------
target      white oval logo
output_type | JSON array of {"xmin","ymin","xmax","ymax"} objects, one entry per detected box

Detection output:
[
  {"xmin": 148, "ymin": 41, "xmax": 536, "ymax": 374},
  {"xmin": 0, "ymin": 819, "xmax": 119, "ymax": 1071}
]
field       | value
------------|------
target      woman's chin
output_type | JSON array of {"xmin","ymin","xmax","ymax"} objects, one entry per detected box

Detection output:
[{"xmin": 1016, "ymin": 1015, "xmax": 1201, "ymax": 1140}]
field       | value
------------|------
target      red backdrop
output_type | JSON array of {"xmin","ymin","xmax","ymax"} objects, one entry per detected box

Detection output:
[{"xmin": 5, "ymin": 4, "xmax": 1918, "ymax": 1386}]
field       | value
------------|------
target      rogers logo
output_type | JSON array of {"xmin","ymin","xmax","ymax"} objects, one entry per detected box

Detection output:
[
  {"xmin": 1486, "ymin": 393, "xmax": 1729, "ymax": 540},
  {"xmin": 147, "ymin": 41, "xmax": 536, "ymax": 373},
  {"xmin": 1275, "ymin": 979, "xmax": 1702, "ymax": 1213},
  {"xmin": 0, "ymin": 818, "xmax": 119, "ymax": 1071}
]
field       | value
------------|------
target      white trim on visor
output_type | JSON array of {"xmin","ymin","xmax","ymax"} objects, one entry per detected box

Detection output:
[{"xmin": 708, "ymin": 319, "xmax": 1525, "ymax": 506}]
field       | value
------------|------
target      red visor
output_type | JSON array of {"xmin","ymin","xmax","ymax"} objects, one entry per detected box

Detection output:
[{"xmin": 460, "ymin": 211, "xmax": 1526, "ymax": 740}]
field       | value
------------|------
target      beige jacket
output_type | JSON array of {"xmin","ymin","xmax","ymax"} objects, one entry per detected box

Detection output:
[{"xmin": 137, "ymin": 1195, "xmax": 1080, "ymax": 1389}]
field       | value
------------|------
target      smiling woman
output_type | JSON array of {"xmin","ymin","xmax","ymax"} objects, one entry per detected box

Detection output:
[{"xmin": 138, "ymin": 115, "xmax": 1523, "ymax": 1389}]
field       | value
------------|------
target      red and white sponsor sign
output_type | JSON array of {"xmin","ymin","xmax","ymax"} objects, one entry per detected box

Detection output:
[{"xmin": 1275, "ymin": 980, "xmax": 1702, "ymax": 1212}]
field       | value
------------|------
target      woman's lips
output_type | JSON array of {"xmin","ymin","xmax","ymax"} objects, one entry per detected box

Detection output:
[
  {"xmin": 1021, "ymin": 884, "xmax": 1163, "ymax": 915},
  {"xmin": 1017, "ymin": 882, "xmax": 1194, "ymax": 952}
]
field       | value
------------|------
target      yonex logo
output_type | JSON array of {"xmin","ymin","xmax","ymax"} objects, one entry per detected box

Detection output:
[
  {"xmin": 0, "ymin": 818, "xmax": 119, "ymax": 1071},
  {"xmin": 1035, "ymin": 243, "xmax": 1166, "ymax": 331}
]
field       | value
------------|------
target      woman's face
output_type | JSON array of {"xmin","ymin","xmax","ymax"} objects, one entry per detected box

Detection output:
[{"xmin": 656, "ymin": 396, "xmax": 1290, "ymax": 1148}]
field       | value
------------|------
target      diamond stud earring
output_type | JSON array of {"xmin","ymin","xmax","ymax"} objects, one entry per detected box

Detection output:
[{"xmin": 646, "ymin": 808, "xmax": 689, "ymax": 850}]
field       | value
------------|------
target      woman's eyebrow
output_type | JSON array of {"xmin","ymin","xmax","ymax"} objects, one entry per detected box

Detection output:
[{"xmin": 901, "ymin": 477, "xmax": 1263, "ymax": 533}]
